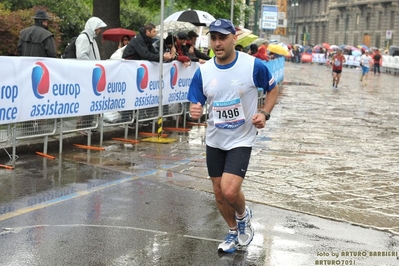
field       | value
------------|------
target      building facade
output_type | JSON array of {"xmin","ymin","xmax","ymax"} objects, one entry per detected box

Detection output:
[{"xmin": 287, "ymin": 0, "xmax": 399, "ymax": 48}]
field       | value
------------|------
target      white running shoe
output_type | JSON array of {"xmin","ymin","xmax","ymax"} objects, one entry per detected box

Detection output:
[
  {"xmin": 236, "ymin": 206, "xmax": 254, "ymax": 246},
  {"xmin": 218, "ymin": 230, "xmax": 238, "ymax": 253}
]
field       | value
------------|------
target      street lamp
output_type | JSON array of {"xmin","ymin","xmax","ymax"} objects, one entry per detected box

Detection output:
[{"xmin": 290, "ymin": 0, "xmax": 299, "ymax": 44}]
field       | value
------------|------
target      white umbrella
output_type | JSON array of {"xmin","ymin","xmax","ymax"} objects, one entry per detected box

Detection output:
[
  {"xmin": 164, "ymin": 9, "xmax": 216, "ymax": 26},
  {"xmin": 156, "ymin": 21, "xmax": 196, "ymax": 38}
]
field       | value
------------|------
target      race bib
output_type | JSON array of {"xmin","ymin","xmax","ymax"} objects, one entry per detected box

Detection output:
[
  {"xmin": 334, "ymin": 59, "xmax": 341, "ymax": 66},
  {"xmin": 213, "ymin": 98, "xmax": 245, "ymax": 129}
]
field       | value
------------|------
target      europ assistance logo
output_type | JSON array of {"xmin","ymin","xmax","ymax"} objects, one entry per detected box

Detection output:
[
  {"xmin": 31, "ymin": 62, "xmax": 50, "ymax": 99},
  {"xmin": 136, "ymin": 64, "xmax": 149, "ymax": 93},
  {"xmin": 170, "ymin": 64, "xmax": 178, "ymax": 89},
  {"xmin": 92, "ymin": 64, "xmax": 106, "ymax": 96}
]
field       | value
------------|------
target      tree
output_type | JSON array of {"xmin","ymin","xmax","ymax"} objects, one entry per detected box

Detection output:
[
  {"xmin": 138, "ymin": 0, "xmax": 252, "ymax": 26},
  {"xmin": 93, "ymin": 0, "xmax": 120, "ymax": 59},
  {"xmin": 0, "ymin": 0, "xmax": 153, "ymax": 57},
  {"xmin": 0, "ymin": 4, "xmax": 62, "ymax": 55}
]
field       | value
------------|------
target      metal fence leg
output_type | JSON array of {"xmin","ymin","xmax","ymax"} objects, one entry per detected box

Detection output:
[
  {"xmin": 59, "ymin": 118, "xmax": 64, "ymax": 155},
  {"xmin": 12, "ymin": 125, "xmax": 17, "ymax": 164},
  {"xmin": 100, "ymin": 116, "xmax": 104, "ymax": 147},
  {"xmin": 43, "ymin": 135, "xmax": 48, "ymax": 154}
]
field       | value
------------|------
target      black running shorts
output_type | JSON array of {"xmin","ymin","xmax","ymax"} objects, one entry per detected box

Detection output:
[{"xmin": 206, "ymin": 145, "xmax": 252, "ymax": 178}]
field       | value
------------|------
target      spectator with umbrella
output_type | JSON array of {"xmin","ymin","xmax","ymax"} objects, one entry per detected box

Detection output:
[{"xmin": 118, "ymin": 35, "xmax": 131, "ymax": 49}]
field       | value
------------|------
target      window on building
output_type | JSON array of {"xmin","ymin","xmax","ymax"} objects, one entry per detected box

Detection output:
[
  {"xmin": 345, "ymin": 14, "xmax": 349, "ymax": 30},
  {"xmin": 336, "ymin": 18, "xmax": 339, "ymax": 31},
  {"xmin": 390, "ymin": 11, "xmax": 395, "ymax": 29},
  {"xmin": 366, "ymin": 13, "xmax": 370, "ymax": 30},
  {"xmin": 334, "ymin": 35, "xmax": 338, "ymax": 45},
  {"xmin": 322, "ymin": 25, "xmax": 326, "ymax": 42},
  {"xmin": 378, "ymin": 12, "xmax": 383, "ymax": 30},
  {"xmin": 355, "ymin": 14, "xmax": 359, "ymax": 30},
  {"xmin": 317, "ymin": 0, "xmax": 321, "ymax": 14},
  {"xmin": 315, "ymin": 25, "xmax": 319, "ymax": 44},
  {"xmin": 325, "ymin": 0, "xmax": 328, "ymax": 13},
  {"xmin": 354, "ymin": 34, "xmax": 358, "ymax": 46}
]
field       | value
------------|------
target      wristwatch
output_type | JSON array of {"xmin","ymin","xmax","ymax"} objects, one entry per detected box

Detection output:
[{"xmin": 259, "ymin": 110, "xmax": 270, "ymax": 121}]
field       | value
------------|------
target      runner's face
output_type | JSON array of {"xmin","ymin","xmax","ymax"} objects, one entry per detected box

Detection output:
[{"xmin": 210, "ymin": 32, "xmax": 237, "ymax": 64}]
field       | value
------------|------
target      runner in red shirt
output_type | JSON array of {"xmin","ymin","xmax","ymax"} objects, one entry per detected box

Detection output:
[{"xmin": 331, "ymin": 48, "xmax": 346, "ymax": 89}]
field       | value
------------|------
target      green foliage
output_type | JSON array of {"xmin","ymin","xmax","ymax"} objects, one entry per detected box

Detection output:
[
  {"xmin": 137, "ymin": 0, "xmax": 252, "ymax": 26},
  {"xmin": 0, "ymin": 5, "xmax": 62, "ymax": 55},
  {"xmin": 120, "ymin": 0, "xmax": 154, "ymax": 30},
  {"xmin": 0, "ymin": 0, "xmax": 90, "ymax": 56},
  {"xmin": 120, "ymin": 5, "xmax": 152, "ymax": 31}
]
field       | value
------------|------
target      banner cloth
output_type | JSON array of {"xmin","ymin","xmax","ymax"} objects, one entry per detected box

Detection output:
[{"xmin": 0, "ymin": 56, "xmax": 284, "ymax": 125}]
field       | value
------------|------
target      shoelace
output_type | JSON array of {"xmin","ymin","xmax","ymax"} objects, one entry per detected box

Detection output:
[
  {"xmin": 237, "ymin": 215, "xmax": 247, "ymax": 233},
  {"xmin": 225, "ymin": 232, "xmax": 237, "ymax": 243}
]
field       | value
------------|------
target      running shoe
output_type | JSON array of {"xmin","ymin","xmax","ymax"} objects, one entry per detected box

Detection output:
[
  {"xmin": 236, "ymin": 206, "xmax": 254, "ymax": 246},
  {"xmin": 218, "ymin": 230, "xmax": 238, "ymax": 253}
]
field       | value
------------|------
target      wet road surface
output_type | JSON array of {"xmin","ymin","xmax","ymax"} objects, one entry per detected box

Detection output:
[{"xmin": 1, "ymin": 63, "xmax": 399, "ymax": 265}]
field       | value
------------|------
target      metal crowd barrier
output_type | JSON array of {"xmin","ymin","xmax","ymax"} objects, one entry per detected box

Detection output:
[
  {"xmin": 1, "ymin": 58, "xmax": 285, "ymax": 166},
  {"xmin": 0, "ymin": 103, "xmax": 191, "ymax": 164},
  {"xmin": 381, "ymin": 55, "xmax": 399, "ymax": 75}
]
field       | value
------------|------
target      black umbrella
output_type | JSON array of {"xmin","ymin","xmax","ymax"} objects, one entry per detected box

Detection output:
[
  {"xmin": 164, "ymin": 9, "xmax": 216, "ymax": 26},
  {"xmin": 389, "ymin": 45, "xmax": 399, "ymax": 56}
]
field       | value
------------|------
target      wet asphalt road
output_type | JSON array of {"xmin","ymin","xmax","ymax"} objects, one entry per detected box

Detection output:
[{"xmin": 1, "ymin": 62, "xmax": 399, "ymax": 265}]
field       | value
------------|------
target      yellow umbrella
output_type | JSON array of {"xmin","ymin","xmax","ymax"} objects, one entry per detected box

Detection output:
[
  {"xmin": 235, "ymin": 26, "xmax": 258, "ymax": 48},
  {"xmin": 267, "ymin": 44, "xmax": 289, "ymax": 56},
  {"xmin": 236, "ymin": 34, "xmax": 258, "ymax": 48}
]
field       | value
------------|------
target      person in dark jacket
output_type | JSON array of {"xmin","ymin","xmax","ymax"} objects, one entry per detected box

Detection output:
[
  {"xmin": 18, "ymin": 10, "xmax": 56, "ymax": 132},
  {"xmin": 18, "ymin": 10, "xmax": 56, "ymax": 58},
  {"xmin": 187, "ymin": 30, "xmax": 211, "ymax": 61},
  {"xmin": 122, "ymin": 23, "xmax": 171, "ymax": 62}
]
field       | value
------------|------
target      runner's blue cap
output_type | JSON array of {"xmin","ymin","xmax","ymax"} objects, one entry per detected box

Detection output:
[{"xmin": 208, "ymin": 19, "xmax": 236, "ymax": 35}]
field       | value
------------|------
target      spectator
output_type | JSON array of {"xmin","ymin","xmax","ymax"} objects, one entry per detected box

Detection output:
[
  {"xmin": 110, "ymin": 35, "xmax": 130, "ymax": 59},
  {"xmin": 164, "ymin": 34, "xmax": 191, "ymax": 67},
  {"xmin": 235, "ymin": 44, "xmax": 244, "ymax": 52},
  {"xmin": 187, "ymin": 30, "xmax": 211, "ymax": 61},
  {"xmin": 18, "ymin": 10, "xmax": 56, "ymax": 132},
  {"xmin": 248, "ymin": 44, "xmax": 268, "ymax": 61},
  {"xmin": 258, "ymin": 40, "xmax": 269, "ymax": 60},
  {"xmin": 373, "ymin": 49, "xmax": 382, "ymax": 75},
  {"xmin": 76, "ymin": 17, "xmax": 106, "ymax": 60},
  {"xmin": 175, "ymin": 32, "xmax": 203, "ymax": 63},
  {"xmin": 119, "ymin": 35, "xmax": 131, "ymax": 49},
  {"xmin": 75, "ymin": 17, "xmax": 107, "ymax": 135},
  {"xmin": 122, "ymin": 23, "xmax": 172, "ymax": 62},
  {"xmin": 18, "ymin": 10, "xmax": 56, "ymax": 58}
]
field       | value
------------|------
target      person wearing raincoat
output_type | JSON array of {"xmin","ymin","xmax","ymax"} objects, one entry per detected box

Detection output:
[
  {"xmin": 76, "ymin": 17, "xmax": 107, "ymax": 60},
  {"xmin": 75, "ymin": 17, "xmax": 107, "ymax": 135}
]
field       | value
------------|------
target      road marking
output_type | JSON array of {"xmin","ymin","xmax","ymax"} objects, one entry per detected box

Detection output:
[{"xmin": 1, "ymin": 224, "xmax": 221, "ymax": 243}]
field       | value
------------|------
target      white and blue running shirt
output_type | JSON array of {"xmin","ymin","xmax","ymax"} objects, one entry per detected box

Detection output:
[{"xmin": 187, "ymin": 51, "xmax": 276, "ymax": 150}]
